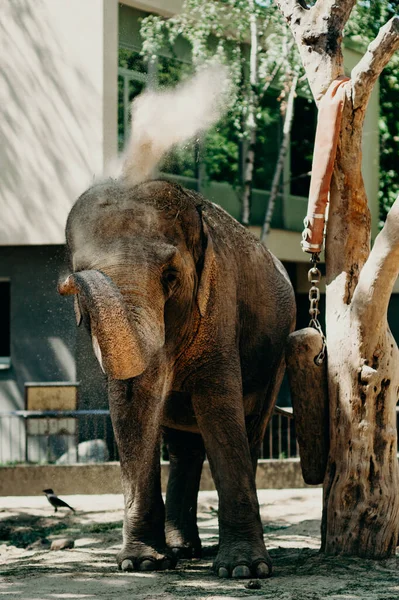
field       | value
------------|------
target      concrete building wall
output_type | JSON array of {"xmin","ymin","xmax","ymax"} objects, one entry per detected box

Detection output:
[
  {"xmin": 0, "ymin": 0, "xmax": 118, "ymax": 246},
  {"xmin": 0, "ymin": 459, "xmax": 313, "ymax": 495},
  {"xmin": 0, "ymin": 246, "xmax": 76, "ymax": 462},
  {"xmin": 0, "ymin": 245, "xmax": 109, "ymax": 461},
  {"xmin": 0, "ymin": 246, "xmax": 75, "ymax": 411}
]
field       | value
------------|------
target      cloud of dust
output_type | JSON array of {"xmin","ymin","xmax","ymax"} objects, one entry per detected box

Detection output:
[{"xmin": 121, "ymin": 63, "xmax": 231, "ymax": 186}]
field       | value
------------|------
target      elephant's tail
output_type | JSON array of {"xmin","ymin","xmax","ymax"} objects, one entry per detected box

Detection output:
[{"xmin": 121, "ymin": 63, "xmax": 231, "ymax": 186}]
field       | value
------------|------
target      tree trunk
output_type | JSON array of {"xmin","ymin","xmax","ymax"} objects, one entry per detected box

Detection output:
[
  {"xmin": 322, "ymin": 320, "xmax": 399, "ymax": 556},
  {"xmin": 260, "ymin": 73, "xmax": 298, "ymax": 242},
  {"xmin": 241, "ymin": 0, "xmax": 258, "ymax": 226},
  {"xmin": 275, "ymin": 0, "xmax": 399, "ymax": 558},
  {"xmin": 322, "ymin": 185, "xmax": 399, "ymax": 555}
]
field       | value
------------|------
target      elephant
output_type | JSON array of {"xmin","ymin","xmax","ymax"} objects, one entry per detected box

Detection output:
[{"xmin": 59, "ymin": 177, "xmax": 296, "ymax": 578}]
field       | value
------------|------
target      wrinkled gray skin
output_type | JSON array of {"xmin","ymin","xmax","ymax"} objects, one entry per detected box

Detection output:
[{"xmin": 60, "ymin": 179, "xmax": 295, "ymax": 579}]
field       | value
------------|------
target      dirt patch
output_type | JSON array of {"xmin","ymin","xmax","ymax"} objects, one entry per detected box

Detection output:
[{"xmin": 1, "ymin": 489, "xmax": 398, "ymax": 599}]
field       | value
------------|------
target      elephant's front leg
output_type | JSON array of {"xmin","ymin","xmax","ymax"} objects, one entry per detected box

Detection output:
[
  {"xmin": 109, "ymin": 378, "xmax": 175, "ymax": 572},
  {"xmin": 192, "ymin": 377, "xmax": 271, "ymax": 579}
]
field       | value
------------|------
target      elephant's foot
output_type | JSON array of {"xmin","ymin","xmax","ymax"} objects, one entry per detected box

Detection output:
[
  {"xmin": 117, "ymin": 541, "xmax": 177, "ymax": 572},
  {"xmin": 166, "ymin": 531, "xmax": 202, "ymax": 559},
  {"xmin": 214, "ymin": 542, "xmax": 272, "ymax": 579}
]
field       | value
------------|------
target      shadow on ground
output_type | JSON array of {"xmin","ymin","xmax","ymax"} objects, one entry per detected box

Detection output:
[{"xmin": 1, "ymin": 490, "xmax": 399, "ymax": 600}]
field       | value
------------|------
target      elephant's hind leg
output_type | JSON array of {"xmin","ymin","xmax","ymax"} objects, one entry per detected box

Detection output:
[
  {"xmin": 164, "ymin": 428, "xmax": 205, "ymax": 558},
  {"xmin": 192, "ymin": 375, "xmax": 271, "ymax": 579},
  {"xmin": 246, "ymin": 358, "xmax": 286, "ymax": 472}
]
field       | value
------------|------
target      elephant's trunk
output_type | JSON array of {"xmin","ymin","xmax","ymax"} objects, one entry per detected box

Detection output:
[{"xmin": 58, "ymin": 270, "xmax": 164, "ymax": 380}]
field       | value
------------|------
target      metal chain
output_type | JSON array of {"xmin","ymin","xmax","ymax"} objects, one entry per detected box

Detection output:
[{"xmin": 308, "ymin": 253, "xmax": 327, "ymax": 366}]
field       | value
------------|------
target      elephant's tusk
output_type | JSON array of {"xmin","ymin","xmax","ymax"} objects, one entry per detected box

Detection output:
[{"xmin": 92, "ymin": 334, "xmax": 105, "ymax": 374}]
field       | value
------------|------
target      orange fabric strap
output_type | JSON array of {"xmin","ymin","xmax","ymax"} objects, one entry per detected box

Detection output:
[{"xmin": 301, "ymin": 76, "xmax": 350, "ymax": 254}]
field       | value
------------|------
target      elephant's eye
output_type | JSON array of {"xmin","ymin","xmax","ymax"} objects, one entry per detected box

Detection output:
[{"xmin": 162, "ymin": 268, "xmax": 179, "ymax": 291}]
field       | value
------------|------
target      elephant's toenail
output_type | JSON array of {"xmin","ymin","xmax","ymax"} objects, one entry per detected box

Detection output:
[
  {"xmin": 218, "ymin": 567, "xmax": 229, "ymax": 578},
  {"xmin": 232, "ymin": 565, "xmax": 251, "ymax": 578},
  {"xmin": 121, "ymin": 559, "xmax": 134, "ymax": 572},
  {"xmin": 140, "ymin": 559, "xmax": 156, "ymax": 571},
  {"xmin": 255, "ymin": 562, "xmax": 271, "ymax": 578}
]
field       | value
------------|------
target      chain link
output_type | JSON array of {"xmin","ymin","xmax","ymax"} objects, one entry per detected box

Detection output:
[{"xmin": 307, "ymin": 253, "xmax": 327, "ymax": 366}]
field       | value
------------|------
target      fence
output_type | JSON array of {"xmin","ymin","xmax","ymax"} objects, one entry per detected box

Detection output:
[
  {"xmin": 0, "ymin": 410, "xmax": 118, "ymax": 465},
  {"xmin": 261, "ymin": 407, "xmax": 297, "ymax": 459},
  {"xmin": 0, "ymin": 408, "xmax": 298, "ymax": 465},
  {"xmin": 0, "ymin": 408, "xmax": 297, "ymax": 465},
  {"xmin": 3, "ymin": 406, "xmax": 398, "ymax": 466}
]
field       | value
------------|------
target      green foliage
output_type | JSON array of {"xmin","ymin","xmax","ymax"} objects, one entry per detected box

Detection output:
[
  {"xmin": 346, "ymin": 1, "xmax": 399, "ymax": 223},
  {"xmin": 204, "ymin": 118, "xmax": 240, "ymax": 183},
  {"xmin": 119, "ymin": 47, "xmax": 146, "ymax": 72}
]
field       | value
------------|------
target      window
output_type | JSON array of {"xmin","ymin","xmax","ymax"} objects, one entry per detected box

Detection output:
[
  {"xmin": 118, "ymin": 47, "xmax": 147, "ymax": 150},
  {"xmin": 0, "ymin": 280, "xmax": 10, "ymax": 368},
  {"xmin": 253, "ymin": 93, "xmax": 282, "ymax": 190},
  {"xmin": 290, "ymin": 96, "xmax": 317, "ymax": 198}
]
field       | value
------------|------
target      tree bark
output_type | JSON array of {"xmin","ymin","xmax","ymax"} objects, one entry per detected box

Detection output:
[
  {"xmin": 261, "ymin": 72, "xmax": 298, "ymax": 242},
  {"xmin": 322, "ymin": 196, "xmax": 399, "ymax": 557},
  {"xmin": 275, "ymin": 0, "xmax": 399, "ymax": 558}
]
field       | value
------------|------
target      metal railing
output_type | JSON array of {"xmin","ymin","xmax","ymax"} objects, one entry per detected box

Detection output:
[
  {"xmin": 0, "ymin": 407, "xmax": 297, "ymax": 465},
  {"xmin": 261, "ymin": 406, "xmax": 297, "ymax": 460},
  {"xmin": 15, "ymin": 405, "xmax": 399, "ymax": 465},
  {"xmin": 0, "ymin": 410, "xmax": 118, "ymax": 465}
]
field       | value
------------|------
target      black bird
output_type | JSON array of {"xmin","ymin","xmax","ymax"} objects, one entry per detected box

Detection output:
[{"xmin": 43, "ymin": 489, "xmax": 75, "ymax": 513}]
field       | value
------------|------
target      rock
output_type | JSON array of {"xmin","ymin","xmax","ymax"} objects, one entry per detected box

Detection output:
[
  {"xmin": 56, "ymin": 439, "xmax": 109, "ymax": 464},
  {"xmin": 245, "ymin": 580, "xmax": 262, "ymax": 590},
  {"xmin": 27, "ymin": 538, "xmax": 51, "ymax": 550},
  {"xmin": 50, "ymin": 538, "xmax": 75, "ymax": 550}
]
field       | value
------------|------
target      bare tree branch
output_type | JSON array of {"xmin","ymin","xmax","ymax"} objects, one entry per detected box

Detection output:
[
  {"xmin": 352, "ymin": 16, "xmax": 399, "ymax": 110},
  {"xmin": 352, "ymin": 195, "xmax": 399, "ymax": 337}
]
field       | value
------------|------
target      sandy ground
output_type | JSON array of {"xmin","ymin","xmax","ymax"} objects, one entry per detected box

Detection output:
[{"xmin": 1, "ymin": 489, "xmax": 398, "ymax": 600}]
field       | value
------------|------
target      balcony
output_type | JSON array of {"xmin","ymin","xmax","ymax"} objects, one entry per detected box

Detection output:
[{"xmin": 161, "ymin": 174, "xmax": 308, "ymax": 232}]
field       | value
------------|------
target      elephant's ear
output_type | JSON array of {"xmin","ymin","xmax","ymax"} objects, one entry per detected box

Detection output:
[{"xmin": 196, "ymin": 219, "xmax": 216, "ymax": 318}]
